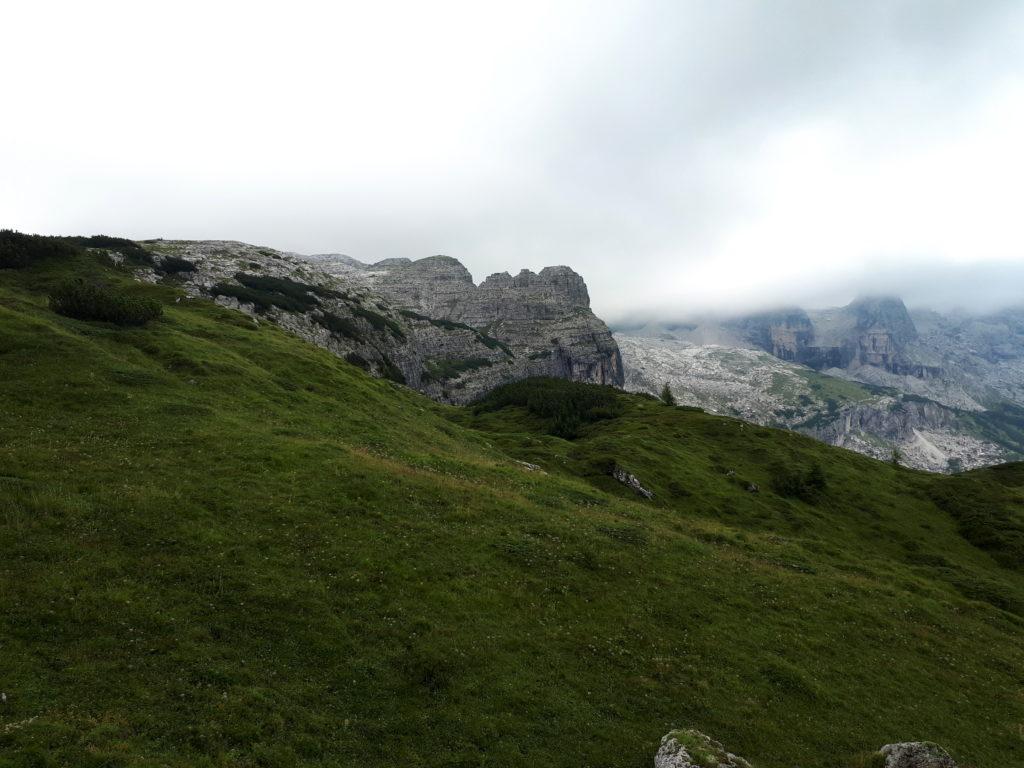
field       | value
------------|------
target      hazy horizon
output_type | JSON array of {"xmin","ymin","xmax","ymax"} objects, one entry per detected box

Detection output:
[{"xmin": 4, "ymin": 1, "xmax": 1024, "ymax": 322}]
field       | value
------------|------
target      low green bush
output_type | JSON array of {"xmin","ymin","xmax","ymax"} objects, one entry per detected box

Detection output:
[
  {"xmin": 475, "ymin": 377, "xmax": 624, "ymax": 439},
  {"xmin": 770, "ymin": 462, "xmax": 827, "ymax": 501},
  {"xmin": 423, "ymin": 357, "xmax": 493, "ymax": 383},
  {"xmin": 0, "ymin": 229, "xmax": 80, "ymax": 268},
  {"xmin": 65, "ymin": 234, "xmax": 153, "ymax": 265},
  {"xmin": 315, "ymin": 311, "xmax": 364, "ymax": 341},
  {"xmin": 344, "ymin": 352, "xmax": 370, "ymax": 370},
  {"xmin": 353, "ymin": 306, "xmax": 406, "ymax": 341},
  {"xmin": 397, "ymin": 309, "xmax": 511, "ymax": 354},
  {"xmin": 398, "ymin": 309, "xmax": 430, "ymax": 321},
  {"xmin": 380, "ymin": 357, "xmax": 406, "ymax": 384},
  {"xmin": 157, "ymin": 256, "xmax": 196, "ymax": 274},
  {"xmin": 210, "ymin": 273, "xmax": 317, "ymax": 313},
  {"xmin": 49, "ymin": 279, "xmax": 162, "ymax": 326},
  {"xmin": 929, "ymin": 474, "xmax": 1024, "ymax": 569}
]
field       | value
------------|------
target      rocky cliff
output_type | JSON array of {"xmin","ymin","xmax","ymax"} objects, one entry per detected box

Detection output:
[
  {"xmin": 134, "ymin": 241, "xmax": 622, "ymax": 404},
  {"xmin": 617, "ymin": 332, "xmax": 1018, "ymax": 472},
  {"xmin": 312, "ymin": 253, "xmax": 623, "ymax": 396},
  {"xmin": 721, "ymin": 297, "xmax": 938, "ymax": 379}
]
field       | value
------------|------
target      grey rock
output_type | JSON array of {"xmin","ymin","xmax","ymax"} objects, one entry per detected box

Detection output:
[
  {"xmin": 879, "ymin": 742, "xmax": 957, "ymax": 768},
  {"xmin": 655, "ymin": 730, "xmax": 752, "ymax": 768},
  {"xmin": 514, "ymin": 460, "xmax": 543, "ymax": 472},
  {"xmin": 131, "ymin": 240, "xmax": 622, "ymax": 405},
  {"xmin": 611, "ymin": 466, "xmax": 653, "ymax": 499},
  {"xmin": 316, "ymin": 252, "xmax": 623, "ymax": 402}
]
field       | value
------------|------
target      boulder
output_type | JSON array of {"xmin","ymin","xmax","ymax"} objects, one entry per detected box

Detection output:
[
  {"xmin": 655, "ymin": 730, "xmax": 752, "ymax": 768},
  {"xmin": 879, "ymin": 742, "xmax": 957, "ymax": 768},
  {"xmin": 611, "ymin": 466, "xmax": 654, "ymax": 499}
]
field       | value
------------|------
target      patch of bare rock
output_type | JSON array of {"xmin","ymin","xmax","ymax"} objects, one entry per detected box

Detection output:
[{"xmin": 653, "ymin": 731, "xmax": 960, "ymax": 768}]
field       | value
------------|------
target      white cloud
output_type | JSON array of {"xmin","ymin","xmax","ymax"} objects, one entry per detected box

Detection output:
[{"xmin": 3, "ymin": 1, "xmax": 1023, "ymax": 319}]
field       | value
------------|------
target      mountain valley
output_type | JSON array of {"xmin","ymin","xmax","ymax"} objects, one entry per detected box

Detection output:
[{"xmin": 618, "ymin": 298, "xmax": 1024, "ymax": 471}]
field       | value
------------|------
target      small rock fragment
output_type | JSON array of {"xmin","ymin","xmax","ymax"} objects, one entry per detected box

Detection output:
[{"xmin": 514, "ymin": 460, "xmax": 543, "ymax": 472}]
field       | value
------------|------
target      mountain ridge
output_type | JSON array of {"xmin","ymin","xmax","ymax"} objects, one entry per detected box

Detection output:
[{"xmin": 138, "ymin": 240, "xmax": 623, "ymax": 403}]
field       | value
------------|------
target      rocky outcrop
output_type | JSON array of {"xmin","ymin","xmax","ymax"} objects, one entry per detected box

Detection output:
[
  {"xmin": 611, "ymin": 465, "xmax": 653, "ymax": 499},
  {"xmin": 132, "ymin": 240, "xmax": 622, "ymax": 405},
  {"xmin": 655, "ymin": 730, "xmax": 752, "ymax": 768},
  {"xmin": 731, "ymin": 309, "xmax": 814, "ymax": 362},
  {"xmin": 371, "ymin": 255, "xmax": 476, "ymax": 319},
  {"xmin": 732, "ymin": 297, "xmax": 930, "ymax": 377},
  {"xmin": 320, "ymin": 254, "xmax": 624, "ymax": 400},
  {"xmin": 653, "ymin": 733, "xmax": 960, "ymax": 768},
  {"xmin": 878, "ymin": 742, "xmax": 957, "ymax": 768}
]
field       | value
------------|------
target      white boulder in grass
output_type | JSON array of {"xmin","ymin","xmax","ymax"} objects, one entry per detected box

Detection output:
[{"xmin": 655, "ymin": 729, "xmax": 752, "ymax": 768}]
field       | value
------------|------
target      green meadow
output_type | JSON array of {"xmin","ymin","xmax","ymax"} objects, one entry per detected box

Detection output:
[{"xmin": 1, "ymin": 248, "xmax": 1022, "ymax": 767}]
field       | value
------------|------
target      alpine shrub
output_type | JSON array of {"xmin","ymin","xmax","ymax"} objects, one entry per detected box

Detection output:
[
  {"xmin": 64, "ymin": 235, "xmax": 153, "ymax": 265},
  {"xmin": 475, "ymin": 377, "xmax": 624, "ymax": 439},
  {"xmin": 345, "ymin": 352, "xmax": 370, "ymax": 370},
  {"xmin": 0, "ymin": 229, "xmax": 80, "ymax": 268},
  {"xmin": 353, "ymin": 307, "xmax": 406, "ymax": 341},
  {"xmin": 157, "ymin": 256, "xmax": 197, "ymax": 275},
  {"xmin": 49, "ymin": 279, "xmax": 162, "ymax": 326},
  {"xmin": 769, "ymin": 462, "xmax": 827, "ymax": 501},
  {"xmin": 315, "ymin": 312, "xmax": 364, "ymax": 341}
]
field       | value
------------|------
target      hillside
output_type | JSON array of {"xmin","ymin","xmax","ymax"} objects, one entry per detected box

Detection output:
[{"xmin": 2, "ymin": 243, "xmax": 1024, "ymax": 767}]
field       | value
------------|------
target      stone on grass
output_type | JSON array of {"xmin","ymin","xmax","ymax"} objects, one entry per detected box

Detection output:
[
  {"xmin": 879, "ymin": 742, "xmax": 957, "ymax": 768},
  {"xmin": 655, "ymin": 729, "xmax": 752, "ymax": 768}
]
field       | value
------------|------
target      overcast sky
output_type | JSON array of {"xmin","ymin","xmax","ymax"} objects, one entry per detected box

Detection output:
[{"xmin": 4, "ymin": 1, "xmax": 1024, "ymax": 321}]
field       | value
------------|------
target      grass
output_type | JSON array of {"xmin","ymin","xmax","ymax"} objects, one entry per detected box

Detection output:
[{"xmin": 0, "ymin": 252, "xmax": 1023, "ymax": 767}]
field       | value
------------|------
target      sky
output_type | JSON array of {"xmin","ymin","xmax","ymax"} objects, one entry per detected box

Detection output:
[{"xmin": 3, "ymin": 0, "xmax": 1024, "ymax": 322}]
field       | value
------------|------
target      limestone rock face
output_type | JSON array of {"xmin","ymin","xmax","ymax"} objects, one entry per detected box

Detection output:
[
  {"xmin": 371, "ymin": 255, "xmax": 476, "ymax": 319},
  {"xmin": 655, "ymin": 730, "xmax": 752, "ymax": 768},
  {"xmin": 616, "ymin": 333, "xmax": 1010, "ymax": 472},
  {"xmin": 879, "ymin": 742, "xmax": 957, "ymax": 768},
  {"xmin": 722, "ymin": 297, "xmax": 933, "ymax": 378},
  {"xmin": 328, "ymin": 254, "xmax": 624, "ymax": 400},
  {"xmin": 130, "ymin": 241, "xmax": 622, "ymax": 405}
]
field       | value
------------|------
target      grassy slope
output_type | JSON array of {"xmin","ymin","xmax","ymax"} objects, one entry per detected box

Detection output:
[{"xmin": 1, "ymin": 254, "xmax": 1023, "ymax": 767}]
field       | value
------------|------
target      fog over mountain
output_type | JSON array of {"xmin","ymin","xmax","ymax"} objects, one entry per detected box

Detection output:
[{"xmin": 4, "ymin": 1, "xmax": 1023, "ymax": 320}]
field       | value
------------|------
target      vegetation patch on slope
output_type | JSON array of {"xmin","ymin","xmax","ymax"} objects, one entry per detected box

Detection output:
[{"xmin": 474, "ymin": 376, "xmax": 625, "ymax": 439}]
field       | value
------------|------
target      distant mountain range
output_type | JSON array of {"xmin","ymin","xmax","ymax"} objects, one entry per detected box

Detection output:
[{"xmin": 617, "ymin": 297, "xmax": 1024, "ymax": 471}]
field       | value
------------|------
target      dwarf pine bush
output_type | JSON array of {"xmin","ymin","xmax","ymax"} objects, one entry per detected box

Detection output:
[{"xmin": 49, "ymin": 279, "xmax": 162, "ymax": 326}]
